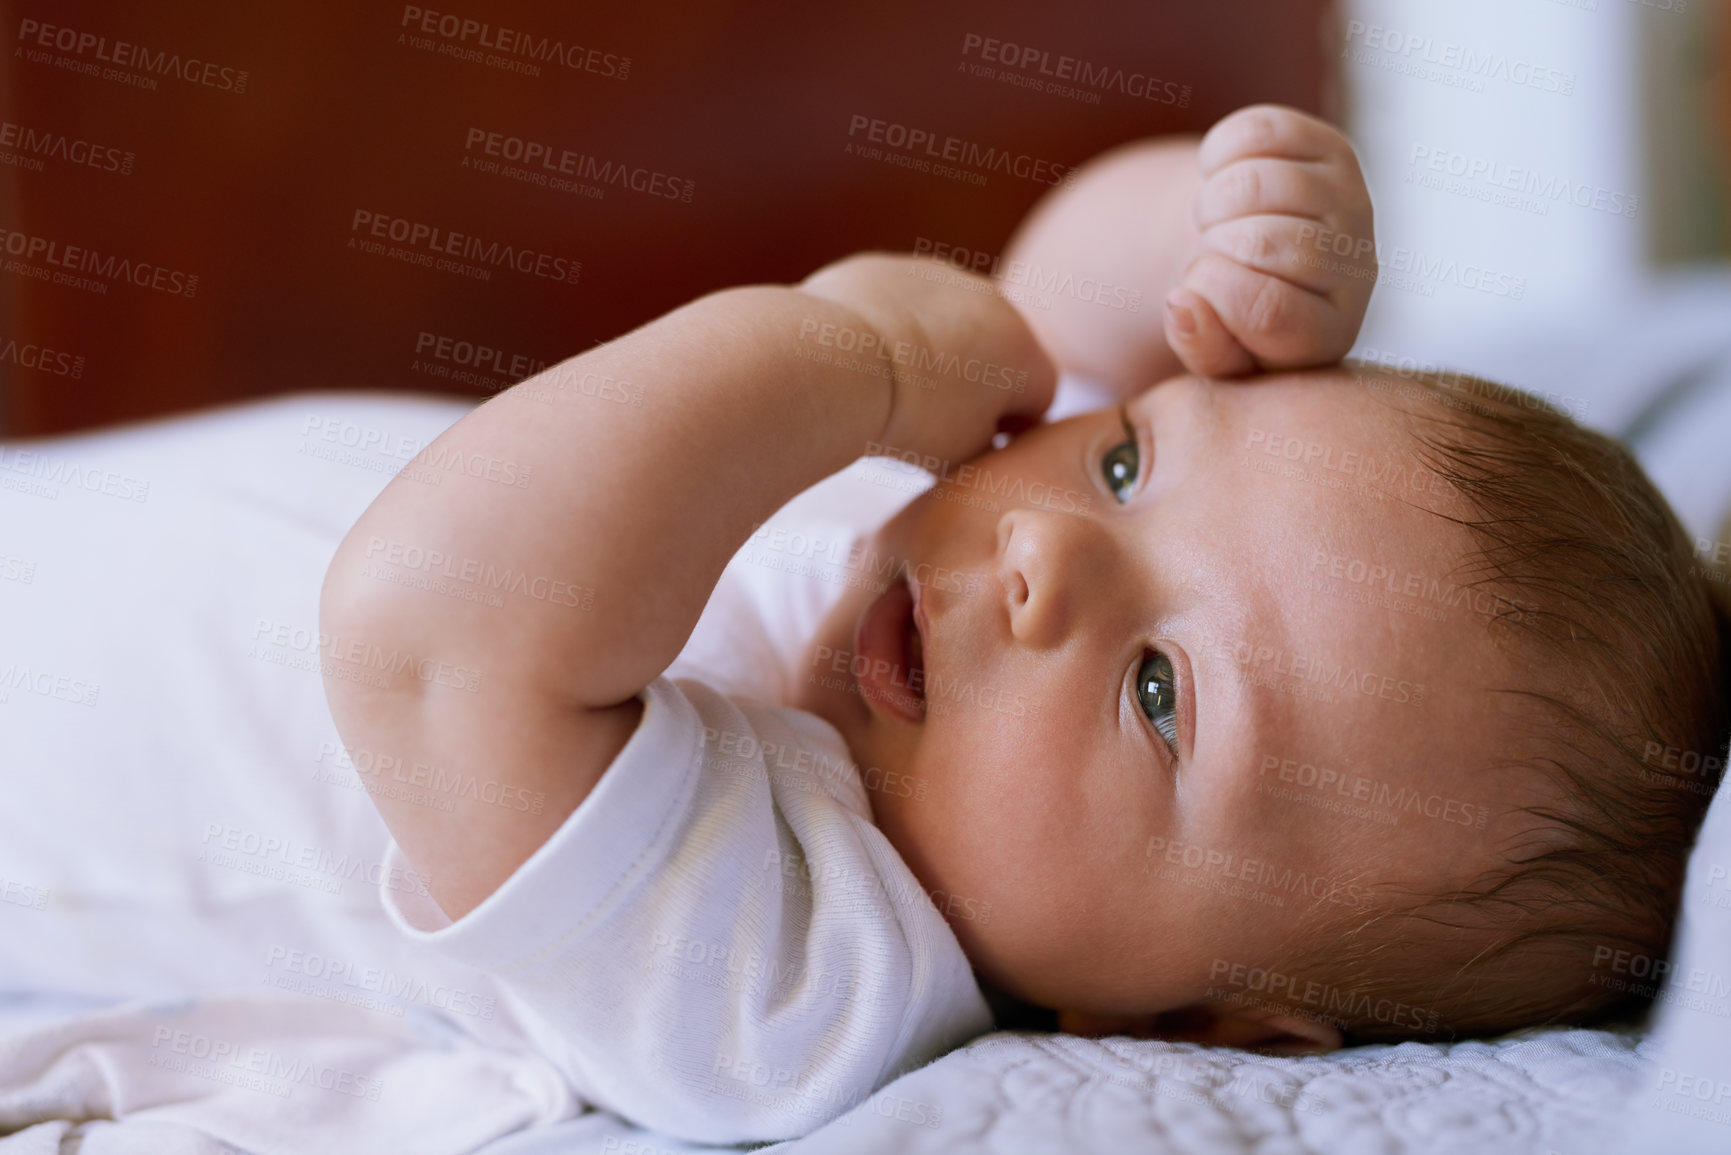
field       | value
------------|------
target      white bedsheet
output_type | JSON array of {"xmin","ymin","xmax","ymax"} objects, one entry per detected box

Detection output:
[
  {"xmin": 0, "ymin": 994, "xmax": 573, "ymax": 1155},
  {"xmin": 0, "ymin": 990, "xmax": 1657, "ymax": 1155}
]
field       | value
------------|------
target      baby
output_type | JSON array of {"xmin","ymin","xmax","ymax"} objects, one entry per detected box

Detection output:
[{"xmin": 318, "ymin": 106, "xmax": 1731, "ymax": 1141}]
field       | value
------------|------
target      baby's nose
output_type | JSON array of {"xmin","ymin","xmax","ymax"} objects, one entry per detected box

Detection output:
[{"xmin": 996, "ymin": 508, "xmax": 1084, "ymax": 649}]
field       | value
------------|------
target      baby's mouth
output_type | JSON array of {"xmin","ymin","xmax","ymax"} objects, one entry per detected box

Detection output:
[
  {"xmin": 853, "ymin": 571, "xmax": 928, "ymax": 723},
  {"xmin": 905, "ymin": 574, "xmax": 926, "ymax": 698}
]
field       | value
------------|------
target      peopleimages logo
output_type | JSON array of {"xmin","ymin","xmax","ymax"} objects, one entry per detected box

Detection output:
[
  {"xmin": 1293, "ymin": 224, "xmax": 1527, "ymax": 300},
  {"xmin": 0, "ymin": 444, "xmax": 148, "ymax": 502},
  {"xmin": 0, "ymin": 662, "xmax": 100, "ymax": 708},
  {"xmin": 0, "ymin": 120, "xmax": 134, "ymax": 174},
  {"xmin": 1207, "ymin": 957, "xmax": 1441, "ymax": 1033},
  {"xmin": 1257, "ymin": 754, "xmax": 1489, "ymax": 829},
  {"xmin": 149, "ymin": 1027, "xmax": 382, "ymax": 1101},
  {"xmin": 349, "ymin": 210, "xmax": 581, "ymax": 284},
  {"xmin": 398, "ymin": 6, "xmax": 631, "ymax": 79},
  {"xmin": 0, "ymin": 336, "xmax": 84, "ymax": 378},
  {"xmin": 16, "ymin": 19, "xmax": 250, "ymax": 93},
  {"xmin": 414, "ymin": 330, "xmax": 548, "ymax": 383},
  {"xmin": 200, "ymin": 821, "xmax": 433, "ymax": 898},
  {"xmin": 797, "ymin": 318, "xmax": 1028, "ymax": 393},
  {"xmin": 845, "ymin": 114, "xmax": 1077, "ymax": 187},
  {"xmin": 958, "ymin": 32, "xmax": 1193, "ymax": 107},
  {"xmin": 1342, "ymin": 20, "xmax": 1576, "ymax": 96},
  {"xmin": 1407, "ymin": 144, "xmax": 1639, "ymax": 218},
  {"xmin": 262, "ymin": 944, "xmax": 497, "ymax": 1020},
  {"xmin": 1230, "ymin": 639, "xmax": 1426, "ymax": 708},
  {"xmin": 463, "ymin": 128, "xmax": 694, "ymax": 202},
  {"xmin": 0, "ymin": 226, "xmax": 198, "ymax": 297}
]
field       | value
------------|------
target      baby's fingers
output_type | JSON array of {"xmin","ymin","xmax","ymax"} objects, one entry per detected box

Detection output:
[
  {"xmin": 1163, "ymin": 287, "xmax": 1254, "ymax": 378},
  {"xmin": 1178, "ymin": 251, "xmax": 1354, "ymax": 372},
  {"xmin": 1198, "ymin": 215, "xmax": 1365, "ymax": 297},
  {"xmin": 1196, "ymin": 105, "xmax": 1350, "ymax": 176},
  {"xmin": 1196, "ymin": 158, "xmax": 1361, "ymax": 231}
]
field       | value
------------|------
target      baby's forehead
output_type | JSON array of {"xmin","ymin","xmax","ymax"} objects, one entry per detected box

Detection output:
[
  {"xmin": 1173, "ymin": 368, "xmax": 1468, "ymax": 531},
  {"xmin": 1173, "ymin": 372, "xmax": 1506, "ymax": 769},
  {"xmin": 1208, "ymin": 365, "xmax": 1429, "ymax": 444}
]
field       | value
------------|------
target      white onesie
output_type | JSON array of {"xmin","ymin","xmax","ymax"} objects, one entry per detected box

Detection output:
[{"xmin": 374, "ymin": 475, "xmax": 998, "ymax": 1141}]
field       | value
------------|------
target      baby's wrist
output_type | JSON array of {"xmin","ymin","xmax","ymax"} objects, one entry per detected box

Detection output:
[{"xmin": 798, "ymin": 253, "xmax": 929, "ymax": 358}]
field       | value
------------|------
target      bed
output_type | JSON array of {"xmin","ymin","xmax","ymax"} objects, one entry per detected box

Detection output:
[{"xmin": 3, "ymin": 269, "xmax": 1729, "ymax": 1154}]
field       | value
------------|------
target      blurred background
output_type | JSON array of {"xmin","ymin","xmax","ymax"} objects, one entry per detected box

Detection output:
[
  {"xmin": 1339, "ymin": 0, "xmax": 1731, "ymax": 541},
  {"xmin": 1, "ymin": 0, "xmax": 1728, "ymax": 528},
  {"xmin": 0, "ymin": 0, "xmax": 1332, "ymax": 437},
  {"xmin": 1347, "ymin": 0, "xmax": 1727, "ymax": 350}
]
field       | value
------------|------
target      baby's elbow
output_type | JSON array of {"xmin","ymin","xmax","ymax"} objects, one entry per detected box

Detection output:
[{"xmin": 315, "ymin": 533, "xmax": 427, "ymax": 712}]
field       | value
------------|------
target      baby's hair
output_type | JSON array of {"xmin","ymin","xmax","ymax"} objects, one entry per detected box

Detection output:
[{"xmin": 1281, "ymin": 364, "xmax": 1731, "ymax": 1043}]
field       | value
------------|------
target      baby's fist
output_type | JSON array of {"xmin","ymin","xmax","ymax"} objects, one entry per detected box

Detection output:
[{"xmin": 1165, "ymin": 105, "xmax": 1375, "ymax": 377}]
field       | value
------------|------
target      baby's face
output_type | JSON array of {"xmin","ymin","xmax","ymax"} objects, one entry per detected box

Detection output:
[{"xmin": 799, "ymin": 369, "xmax": 1531, "ymax": 1017}]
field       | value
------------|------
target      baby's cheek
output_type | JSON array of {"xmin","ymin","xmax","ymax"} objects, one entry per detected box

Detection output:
[
  {"xmin": 905, "ymin": 727, "xmax": 1115, "ymax": 989},
  {"xmin": 917, "ymin": 722, "xmax": 1058, "ymax": 848}
]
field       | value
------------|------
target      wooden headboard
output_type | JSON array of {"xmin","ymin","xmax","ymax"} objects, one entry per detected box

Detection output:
[{"xmin": 0, "ymin": 0, "xmax": 1337, "ymax": 438}]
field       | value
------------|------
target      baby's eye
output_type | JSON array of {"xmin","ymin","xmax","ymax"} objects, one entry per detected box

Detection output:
[
  {"xmin": 1135, "ymin": 650, "xmax": 1180, "ymax": 755},
  {"xmin": 1102, "ymin": 439, "xmax": 1138, "ymax": 504}
]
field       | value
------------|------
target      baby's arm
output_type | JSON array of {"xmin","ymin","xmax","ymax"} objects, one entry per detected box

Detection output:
[
  {"xmin": 318, "ymin": 256, "xmax": 1054, "ymax": 921},
  {"xmin": 1000, "ymin": 135, "xmax": 1201, "ymax": 393},
  {"xmin": 1003, "ymin": 104, "xmax": 1376, "ymax": 396}
]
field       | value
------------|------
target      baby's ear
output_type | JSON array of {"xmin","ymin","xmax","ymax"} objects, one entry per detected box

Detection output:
[
  {"xmin": 1056, "ymin": 1001, "xmax": 1342, "ymax": 1055},
  {"xmin": 1179, "ymin": 1001, "xmax": 1344, "ymax": 1055},
  {"xmin": 1054, "ymin": 1008, "xmax": 1164, "ymax": 1038}
]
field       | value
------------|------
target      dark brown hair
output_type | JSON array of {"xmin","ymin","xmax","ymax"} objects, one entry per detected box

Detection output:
[{"xmin": 1282, "ymin": 365, "xmax": 1731, "ymax": 1043}]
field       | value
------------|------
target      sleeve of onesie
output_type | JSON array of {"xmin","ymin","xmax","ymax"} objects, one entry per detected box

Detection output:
[{"xmin": 375, "ymin": 674, "xmax": 993, "ymax": 1144}]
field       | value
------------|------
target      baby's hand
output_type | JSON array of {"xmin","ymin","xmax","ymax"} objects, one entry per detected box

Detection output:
[
  {"xmin": 800, "ymin": 253, "xmax": 1057, "ymax": 466},
  {"xmin": 1163, "ymin": 105, "xmax": 1375, "ymax": 378}
]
